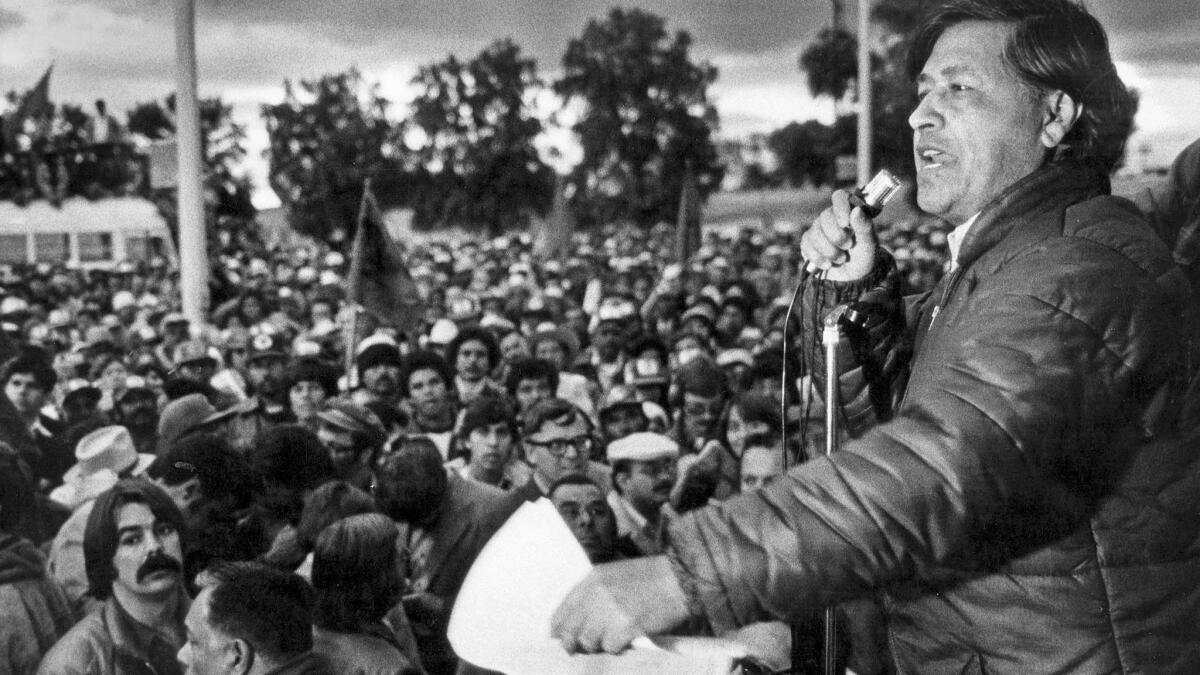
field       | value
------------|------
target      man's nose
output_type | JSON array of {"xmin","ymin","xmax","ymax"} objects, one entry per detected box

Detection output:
[{"xmin": 909, "ymin": 90, "xmax": 942, "ymax": 131}]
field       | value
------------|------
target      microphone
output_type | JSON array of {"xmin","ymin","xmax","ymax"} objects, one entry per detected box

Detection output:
[{"xmin": 804, "ymin": 169, "xmax": 903, "ymax": 274}]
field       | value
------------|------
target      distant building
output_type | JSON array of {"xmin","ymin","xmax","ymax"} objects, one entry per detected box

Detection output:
[{"xmin": 717, "ymin": 134, "xmax": 779, "ymax": 191}]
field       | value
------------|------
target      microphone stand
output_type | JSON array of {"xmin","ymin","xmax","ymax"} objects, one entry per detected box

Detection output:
[{"xmin": 821, "ymin": 304, "xmax": 852, "ymax": 675}]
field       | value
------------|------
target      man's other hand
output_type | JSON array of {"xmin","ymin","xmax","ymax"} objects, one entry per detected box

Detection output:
[{"xmin": 550, "ymin": 555, "xmax": 693, "ymax": 654}]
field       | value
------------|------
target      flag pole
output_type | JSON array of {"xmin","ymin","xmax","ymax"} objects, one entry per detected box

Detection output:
[
  {"xmin": 342, "ymin": 179, "xmax": 373, "ymax": 392},
  {"xmin": 174, "ymin": 0, "xmax": 209, "ymax": 327}
]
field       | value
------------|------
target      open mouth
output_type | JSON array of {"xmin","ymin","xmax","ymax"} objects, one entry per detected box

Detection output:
[{"xmin": 917, "ymin": 147, "xmax": 951, "ymax": 171}]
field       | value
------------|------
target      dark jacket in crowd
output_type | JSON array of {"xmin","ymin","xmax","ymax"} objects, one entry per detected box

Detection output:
[
  {"xmin": 668, "ymin": 163, "xmax": 1200, "ymax": 673},
  {"xmin": 0, "ymin": 533, "xmax": 77, "ymax": 674}
]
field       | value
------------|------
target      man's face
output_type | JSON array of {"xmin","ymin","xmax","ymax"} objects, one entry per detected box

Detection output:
[
  {"xmin": 717, "ymin": 306, "xmax": 746, "ymax": 340},
  {"xmin": 910, "ymin": 21, "xmax": 1049, "ymax": 225},
  {"xmin": 740, "ymin": 445, "xmax": 785, "ymax": 492},
  {"xmin": 408, "ymin": 368, "xmax": 449, "ymax": 418},
  {"xmin": 118, "ymin": 395, "xmax": 159, "ymax": 429},
  {"xmin": 111, "ymin": 502, "xmax": 183, "ymax": 601},
  {"xmin": 363, "ymin": 363, "xmax": 401, "ymax": 398},
  {"xmin": 525, "ymin": 415, "xmax": 590, "ymax": 485},
  {"xmin": 514, "ymin": 377, "xmax": 553, "ymax": 412},
  {"xmin": 590, "ymin": 323, "xmax": 624, "ymax": 360},
  {"xmin": 465, "ymin": 421, "xmax": 515, "ymax": 472},
  {"xmin": 318, "ymin": 422, "xmax": 362, "ymax": 474},
  {"xmin": 288, "ymin": 380, "xmax": 327, "ymax": 421},
  {"xmin": 534, "ymin": 340, "xmax": 568, "ymax": 371},
  {"xmin": 600, "ymin": 405, "xmax": 647, "ymax": 442},
  {"xmin": 247, "ymin": 357, "xmax": 286, "ymax": 389},
  {"xmin": 499, "ymin": 333, "xmax": 529, "ymax": 361},
  {"xmin": 456, "ymin": 339, "xmax": 491, "ymax": 382},
  {"xmin": 179, "ymin": 587, "xmax": 236, "ymax": 675},
  {"xmin": 681, "ymin": 392, "xmax": 723, "ymax": 443},
  {"xmin": 615, "ymin": 457, "xmax": 676, "ymax": 515},
  {"xmin": 552, "ymin": 483, "xmax": 616, "ymax": 562},
  {"xmin": 5, "ymin": 373, "xmax": 46, "ymax": 416}
]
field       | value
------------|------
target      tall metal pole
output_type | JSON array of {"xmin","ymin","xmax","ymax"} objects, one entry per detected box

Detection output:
[
  {"xmin": 856, "ymin": 0, "xmax": 874, "ymax": 186},
  {"xmin": 175, "ymin": 0, "xmax": 209, "ymax": 326}
]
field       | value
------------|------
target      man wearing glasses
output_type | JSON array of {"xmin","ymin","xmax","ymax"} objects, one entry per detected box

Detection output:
[
  {"xmin": 515, "ymin": 398, "xmax": 611, "ymax": 502},
  {"xmin": 605, "ymin": 431, "xmax": 679, "ymax": 556}
]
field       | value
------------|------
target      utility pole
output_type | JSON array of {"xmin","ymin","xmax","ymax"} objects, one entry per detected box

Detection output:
[
  {"xmin": 857, "ymin": 0, "xmax": 874, "ymax": 185},
  {"xmin": 174, "ymin": 0, "xmax": 209, "ymax": 326}
]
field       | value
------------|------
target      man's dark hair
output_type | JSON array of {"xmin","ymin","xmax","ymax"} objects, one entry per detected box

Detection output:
[
  {"xmin": 283, "ymin": 357, "xmax": 339, "ymax": 398},
  {"xmin": 373, "ymin": 436, "xmax": 448, "ymax": 525},
  {"xmin": 399, "ymin": 350, "xmax": 453, "ymax": 398},
  {"xmin": 522, "ymin": 397, "xmax": 593, "ymax": 437},
  {"xmin": 206, "ymin": 565, "xmax": 314, "ymax": 664},
  {"xmin": 249, "ymin": 424, "xmax": 334, "ymax": 493},
  {"xmin": 83, "ymin": 479, "xmax": 187, "ymax": 600},
  {"xmin": 741, "ymin": 432, "xmax": 782, "ymax": 452},
  {"xmin": 907, "ymin": 0, "xmax": 1135, "ymax": 175},
  {"xmin": 1, "ymin": 348, "xmax": 56, "ymax": 391},
  {"xmin": 311, "ymin": 513, "xmax": 401, "ymax": 631},
  {"xmin": 446, "ymin": 326, "xmax": 501, "ymax": 372},
  {"xmin": 547, "ymin": 473, "xmax": 604, "ymax": 501},
  {"xmin": 295, "ymin": 480, "xmax": 377, "ymax": 551},
  {"xmin": 505, "ymin": 357, "xmax": 560, "ymax": 397}
]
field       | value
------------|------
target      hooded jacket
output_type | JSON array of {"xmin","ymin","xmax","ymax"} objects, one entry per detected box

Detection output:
[
  {"xmin": 0, "ymin": 533, "xmax": 77, "ymax": 675},
  {"xmin": 667, "ymin": 163, "xmax": 1200, "ymax": 674}
]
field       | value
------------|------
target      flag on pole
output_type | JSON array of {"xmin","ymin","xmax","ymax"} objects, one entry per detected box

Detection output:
[
  {"xmin": 534, "ymin": 174, "xmax": 573, "ymax": 259},
  {"xmin": 675, "ymin": 162, "xmax": 702, "ymax": 267},
  {"xmin": 3, "ymin": 65, "xmax": 53, "ymax": 150},
  {"xmin": 346, "ymin": 181, "xmax": 424, "ymax": 337}
]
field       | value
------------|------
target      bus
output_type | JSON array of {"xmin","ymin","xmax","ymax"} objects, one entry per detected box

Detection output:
[{"xmin": 0, "ymin": 196, "xmax": 176, "ymax": 270}]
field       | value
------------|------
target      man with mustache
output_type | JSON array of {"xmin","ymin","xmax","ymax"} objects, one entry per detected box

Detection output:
[
  {"xmin": 605, "ymin": 432, "xmax": 679, "ymax": 557},
  {"xmin": 40, "ymin": 479, "xmax": 189, "ymax": 675},
  {"xmin": 113, "ymin": 385, "xmax": 160, "ymax": 457},
  {"xmin": 551, "ymin": 0, "xmax": 1200, "ymax": 670}
]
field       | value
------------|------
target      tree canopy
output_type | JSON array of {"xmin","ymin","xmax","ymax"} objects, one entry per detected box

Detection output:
[
  {"xmin": 405, "ymin": 39, "xmax": 553, "ymax": 235},
  {"xmin": 554, "ymin": 7, "xmax": 723, "ymax": 228}
]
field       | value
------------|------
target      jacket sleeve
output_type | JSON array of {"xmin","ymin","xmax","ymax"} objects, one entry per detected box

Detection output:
[
  {"xmin": 667, "ymin": 240, "xmax": 1184, "ymax": 633},
  {"xmin": 799, "ymin": 252, "xmax": 913, "ymax": 438}
]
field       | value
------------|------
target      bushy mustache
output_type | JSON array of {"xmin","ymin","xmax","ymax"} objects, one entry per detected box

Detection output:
[{"xmin": 136, "ymin": 550, "xmax": 182, "ymax": 583}]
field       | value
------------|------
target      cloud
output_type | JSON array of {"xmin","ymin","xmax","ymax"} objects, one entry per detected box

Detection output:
[{"xmin": 0, "ymin": 7, "xmax": 24, "ymax": 33}]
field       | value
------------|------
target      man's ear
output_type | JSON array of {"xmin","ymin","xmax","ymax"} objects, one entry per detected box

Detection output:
[
  {"xmin": 1041, "ymin": 90, "xmax": 1083, "ymax": 150},
  {"xmin": 230, "ymin": 637, "xmax": 253, "ymax": 675}
]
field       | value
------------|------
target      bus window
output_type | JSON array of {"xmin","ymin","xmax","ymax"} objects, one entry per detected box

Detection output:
[
  {"xmin": 0, "ymin": 234, "xmax": 25, "ymax": 264},
  {"xmin": 126, "ymin": 235, "xmax": 150, "ymax": 261},
  {"xmin": 35, "ymin": 233, "xmax": 69, "ymax": 262},
  {"xmin": 78, "ymin": 232, "xmax": 114, "ymax": 262}
]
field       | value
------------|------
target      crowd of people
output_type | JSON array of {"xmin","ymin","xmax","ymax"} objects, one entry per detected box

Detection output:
[
  {"xmin": 3, "ymin": 0, "xmax": 1200, "ymax": 671},
  {"xmin": 0, "ymin": 188, "xmax": 917, "ymax": 673}
]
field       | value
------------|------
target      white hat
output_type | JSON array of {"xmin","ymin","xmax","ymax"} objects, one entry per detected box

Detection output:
[
  {"xmin": 61, "ymin": 425, "xmax": 154, "ymax": 486},
  {"xmin": 111, "ymin": 291, "xmax": 136, "ymax": 311},
  {"xmin": 0, "ymin": 296, "xmax": 28, "ymax": 315},
  {"xmin": 49, "ymin": 468, "xmax": 119, "ymax": 510},
  {"xmin": 606, "ymin": 431, "xmax": 679, "ymax": 464},
  {"xmin": 428, "ymin": 318, "xmax": 459, "ymax": 345}
]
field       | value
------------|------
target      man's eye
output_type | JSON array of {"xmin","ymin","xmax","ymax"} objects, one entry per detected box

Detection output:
[
  {"xmin": 950, "ymin": 83, "xmax": 972, "ymax": 92},
  {"xmin": 121, "ymin": 534, "xmax": 141, "ymax": 547},
  {"xmin": 155, "ymin": 523, "xmax": 175, "ymax": 537}
]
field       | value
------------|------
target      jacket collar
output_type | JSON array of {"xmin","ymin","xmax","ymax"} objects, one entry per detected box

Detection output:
[{"xmin": 955, "ymin": 161, "xmax": 1108, "ymax": 271}]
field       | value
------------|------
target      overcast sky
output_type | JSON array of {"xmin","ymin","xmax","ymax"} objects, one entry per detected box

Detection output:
[{"xmin": 2, "ymin": 0, "xmax": 1198, "ymax": 207}]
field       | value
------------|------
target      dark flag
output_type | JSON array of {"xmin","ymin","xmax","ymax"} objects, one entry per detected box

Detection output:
[
  {"xmin": 346, "ymin": 181, "xmax": 424, "ymax": 337},
  {"xmin": 3, "ymin": 65, "xmax": 53, "ymax": 150},
  {"xmin": 534, "ymin": 174, "xmax": 573, "ymax": 260},
  {"xmin": 675, "ymin": 162, "xmax": 702, "ymax": 267}
]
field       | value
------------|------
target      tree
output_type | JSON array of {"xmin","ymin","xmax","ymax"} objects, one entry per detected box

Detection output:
[
  {"xmin": 555, "ymin": 8, "xmax": 724, "ymax": 227},
  {"xmin": 405, "ymin": 38, "xmax": 553, "ymax": 234},
  {"xmin": 126, "ymin": 95, "xmax": 255, "ymax": 219},
  {"xmin": 795, "ymin": 0, "xmax": 919, "ymax": 181},
  {"xmin": 262, "ymin": 69, "xmax": 406, "ymax": 244},
  {"xmin": 768, "ymin": 120, "xmax": 845, "ymax": 188}
]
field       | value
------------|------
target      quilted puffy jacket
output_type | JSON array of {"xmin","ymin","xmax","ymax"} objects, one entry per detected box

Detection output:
[{"xmin": 668, "ymin": 163, "xmax": 1200, "ymax": 674}]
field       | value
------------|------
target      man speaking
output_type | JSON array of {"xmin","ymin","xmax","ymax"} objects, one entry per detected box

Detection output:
[{"xmin": 551, "ymin": 1, "xmax": 1200, "ymax": 672}]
